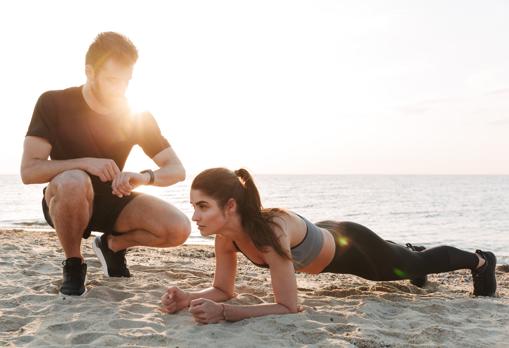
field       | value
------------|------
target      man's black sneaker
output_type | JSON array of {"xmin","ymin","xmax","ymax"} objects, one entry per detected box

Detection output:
[
  {"xmin": 406, "ymin": 243, "xmax": 428, "ymax": 288},
  {"xmin": 92, "ymin": 234, "xmax": 131, "ymax": 277},
  {"xmin": 472, "ymin": 250, "xmax": 497, "ymax": 297},
  {"xmin": 60, "ymin": 257, "xmax": 87, "ymax": 296}
]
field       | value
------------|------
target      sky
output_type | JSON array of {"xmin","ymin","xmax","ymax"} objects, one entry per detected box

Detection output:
[{"xmin": 0, "ymin": 0, "xmax": 508, "ymax": 175}]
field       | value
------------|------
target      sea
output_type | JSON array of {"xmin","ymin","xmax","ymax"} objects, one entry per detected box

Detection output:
[{"xmin": 1, "ymin": 174, "xmax": 508, "ymax": 264}]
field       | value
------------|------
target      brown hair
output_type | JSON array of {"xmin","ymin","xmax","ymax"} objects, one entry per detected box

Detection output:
[
  {"xmin": 191, "ymin": 168, "xmax": 290, "ymax": 259},
  {"xmin": 85, "ymin": 32, "xmax": 138, "ymax": 72}
]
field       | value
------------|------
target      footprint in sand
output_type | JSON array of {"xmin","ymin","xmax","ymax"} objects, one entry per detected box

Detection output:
[
  {"xmin": 314, "ymin": 288, "xmax": 363, "ymax": 298},
  {"xmin": 70, "ymin": 332, "xmax": 109, "ymax": 345},
  {"xmin": 27, "ymin": 263, "xmax": 59, "ymax": 275},
  {"xmin": 1, "ymin": 243, "xmax": 18, "ymax": 251},
  {"xmin": 304, "ymin": 311, "xmax": 348, "ymax": 324},
  {"xmin": 109, "ymin": 319, "xmax": 164, "ymax": 331},
  {"xmin": 291, "ymin": 330, "xmax": 331, "ymax": 345},
  {"xmin": 0, "ymin": 316, "xmax": 33, "ymax": 333},
  {"xmin": 17, "ymin": 293, "xmax": 55, "ymax": 304},
  {"xmin": 86, "ymin": 286, "xmax": 135, "ymax": 302},
  {"xmin": 324, "ymin": 323, "xmax": 357, "ymax": 335},
  {"xmin": 165, "ymin": 271, "xmax": 193, "ymax": 280},
  {"xmin": 14, "ymin": 335, "xmax": 35, "ymax": 345},
  {"xmin": 122, "ymin": 303, "xmax": 156, "ymax": 315},
  {"xmin": 46, "ymin": 320, "xmax": 92, "ymax": 333}
]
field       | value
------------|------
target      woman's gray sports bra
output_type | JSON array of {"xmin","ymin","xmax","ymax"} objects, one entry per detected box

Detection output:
[{"xmin": 232, "ymin": 214, "xmax": 324, "ymax": 271}]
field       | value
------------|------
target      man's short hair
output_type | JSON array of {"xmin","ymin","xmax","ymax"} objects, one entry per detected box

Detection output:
[{"xmin": 85, "ymin": 32, "xmax": 138, "ymax": 71}]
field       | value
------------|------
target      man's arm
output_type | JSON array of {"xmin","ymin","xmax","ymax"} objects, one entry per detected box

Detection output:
[
  {"xmin": 110, "ymin": 146, "xmax": 185, "ymax": 197},
  {"xmin": 144, "ymin": 146, "xmax": 186, "ymax": 186},
  {"xmin": 20, "ymin": 136, "xmax": 120, "ymax": 184}
]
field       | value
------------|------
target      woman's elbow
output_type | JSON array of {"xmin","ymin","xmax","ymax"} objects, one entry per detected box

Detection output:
[
  {"xmin": 222, "ymin": 289, "xmax": 235, "ymax": 300},
  {"xmin": 287, "ymin": 307, "xmax": 300, "ymax": 314},
  {"xmin": 279, "ymin": 303, "xmax": 299, "ymax": 314},
  {"xmin": 215, "ymin": 286, "xmax": 235, "ymax": 300},
  {"xmin": 225, "ymin": 291, "xmax": 236, "ymax": 300}
]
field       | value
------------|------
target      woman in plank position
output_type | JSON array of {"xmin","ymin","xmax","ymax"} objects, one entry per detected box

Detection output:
[{"xmin": 161, "ymin": 168, "xmax": 497, "ymax": 324}]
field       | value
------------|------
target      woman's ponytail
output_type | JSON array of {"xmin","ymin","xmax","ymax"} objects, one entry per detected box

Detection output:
[
  {"xmin": 192, "ymin": 167, "xmax": 290, "ymax": 260},
  {"xmin": 234, "ymin": 168, "xmax": 263, "ymax": 217}
]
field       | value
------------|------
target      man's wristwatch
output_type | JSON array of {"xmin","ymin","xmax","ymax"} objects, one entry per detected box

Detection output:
[{"xmin": 140, "ymin": 169, "xmax": 155, "ymax": 185}]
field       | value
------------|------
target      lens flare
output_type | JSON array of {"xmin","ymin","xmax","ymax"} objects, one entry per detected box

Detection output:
[
  {"xmin": 337, "ymin": 236, "xmax": 349, "ymax": 247},
  {"xmin": 393, "ymin": 268, "xmax": 407, "ymax": 278}
]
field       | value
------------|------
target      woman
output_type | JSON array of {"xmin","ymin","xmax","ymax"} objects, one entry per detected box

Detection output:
[{"xmin": 160, "ymin": 168, "xmax": 497, "ymax": 324}]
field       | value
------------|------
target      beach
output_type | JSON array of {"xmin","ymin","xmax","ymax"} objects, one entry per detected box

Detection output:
[{"xmin": 1, "ymin": 229, "xmax": 508, "ymax": 347}]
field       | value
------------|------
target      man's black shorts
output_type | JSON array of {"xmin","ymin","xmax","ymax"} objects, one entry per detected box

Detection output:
[{"xmin": 42, "ymin": 176, "xmax": 142, "ymax": 239}]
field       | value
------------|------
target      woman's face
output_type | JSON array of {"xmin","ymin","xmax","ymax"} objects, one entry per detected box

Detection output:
[{"xmin": 190, "ymin": 189, "xmax": 227, "ymax": 236}]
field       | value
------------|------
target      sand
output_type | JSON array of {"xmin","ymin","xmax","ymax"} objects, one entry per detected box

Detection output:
[{"xmin": 1, "ymin": 229, "xmax": 508, "ymax": 347}]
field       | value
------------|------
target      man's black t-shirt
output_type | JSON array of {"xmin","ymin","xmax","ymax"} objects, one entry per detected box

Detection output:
[{"xmin": 26, "ymin": 86, "xmax": 170, "ymax": 171}]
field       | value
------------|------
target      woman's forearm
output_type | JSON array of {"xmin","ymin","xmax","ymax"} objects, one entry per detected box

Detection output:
[
  {"xmin": 223, "ymin": 303, "xmax": 296, "ymax": 322},
  {"xmin": 188, "ymin": 286, "xmax": 233, "ymax": 304}
]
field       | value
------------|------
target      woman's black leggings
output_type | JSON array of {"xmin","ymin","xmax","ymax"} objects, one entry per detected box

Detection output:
[{"xmin": 317, "ymin": 221, "xmax": 479, "ymax": 281}]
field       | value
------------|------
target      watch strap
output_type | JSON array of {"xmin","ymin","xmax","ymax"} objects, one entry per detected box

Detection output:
[{"xmin": 140, "ymin": 169, "xmax": 155, "ymax": 185}]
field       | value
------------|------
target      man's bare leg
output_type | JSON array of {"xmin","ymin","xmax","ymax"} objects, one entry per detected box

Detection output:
[
  {"xmin": 45, "ymin": 169, "xmax": 93, "ymax": 295},
  {"xmin": 45, "ymin": 170, "xmax": 93, "ymax": 260},
  {"xmin": 108, "ymin": 195, "xmax": 190, "ymax": 251}
]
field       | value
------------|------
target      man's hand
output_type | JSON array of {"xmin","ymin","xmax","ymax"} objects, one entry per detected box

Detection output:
[
  {"xmin": 82, "ymin": 158, "xmax": 121, "ymax": 182},
  {"xmin": 111, "ymin": 171, "xmax": 148, "ymax": 197},
  {"xmin": 159, "ymin": 286, "xmax": 191, "ymax": 314}
]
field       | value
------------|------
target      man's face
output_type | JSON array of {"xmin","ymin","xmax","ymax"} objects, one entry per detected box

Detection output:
[{"xmin": 89, "ymin": 58, "xmax": 134, "ymax": 108}]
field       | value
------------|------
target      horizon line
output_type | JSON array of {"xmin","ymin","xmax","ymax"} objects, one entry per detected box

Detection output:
[{"xmin": 1, "ymin": 172, "xmax": 508, "ymax": 177}]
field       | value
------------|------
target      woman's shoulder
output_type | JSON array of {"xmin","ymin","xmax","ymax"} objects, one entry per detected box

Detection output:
[
  {"xmin": 214, "ymin": 234, "xmax": 237, "ymax": 253},
  {"xmin": 263, "ymin": 208, "xmax": 293, "ymax": 223},
  {"xmin": 269, "ymin": 209, "xmax": 303, "ymax": 229}
]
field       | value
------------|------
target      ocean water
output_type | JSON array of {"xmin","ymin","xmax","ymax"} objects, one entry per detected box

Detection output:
[{"xmin": 1, "ymin": 175, "xmax": 508, "ymax": 264}]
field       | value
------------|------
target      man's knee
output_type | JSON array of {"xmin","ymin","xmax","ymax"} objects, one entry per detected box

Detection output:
[
  {"xmin": 47, "ymin": 170, "xmax": 93, "ymax": 203},
  {"xmin": 162, "ymin": 214, "xmax": 191, "ymax": 247}
]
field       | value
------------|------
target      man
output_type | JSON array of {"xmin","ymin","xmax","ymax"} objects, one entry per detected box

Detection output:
[{"xmin": 20, "ymin": 32, "xmax": 191, "ymax": 296}]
